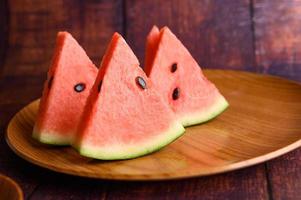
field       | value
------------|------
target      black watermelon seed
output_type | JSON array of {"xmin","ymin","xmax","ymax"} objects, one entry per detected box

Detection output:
[
  {"xmin": 74, "ymin": 83, "xmax": 86, "ymax": 93},
  {"xmin": 171, "ymin": 63, "xmax": 177, "ymax": 73},
  {"xmin": 98, "ymin": 80, "xmax": 103, "ymax": 92},
  {"xmin": 135, "ymin": 76, "xmax": 147, "ymax": 90},
  {"xmin": 172, "ymin": 87, "xmax": 180, "ymax": 100},
  {"xmin": 48, "ymin": 76, "xmax": 53, "ymax": 89}
]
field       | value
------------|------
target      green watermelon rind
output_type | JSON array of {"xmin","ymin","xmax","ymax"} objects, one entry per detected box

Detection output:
[
  {"xmin": 180, "ymin": 95, "xmax": 229, "ymax": 127},
  {"xmin": 32, "ymin": 128, "xmax": 72, "ymax": 146},
  {"xmin": 74, "ymin": 121, "xmax": 185, "ymax": 160}
]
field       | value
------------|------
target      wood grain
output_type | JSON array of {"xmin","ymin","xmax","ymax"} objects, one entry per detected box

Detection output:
[
  {"xmin": 27, "ymin": 166, "xmax": 269, "ymax": 199},
  {"xmin": 105, "ymin": 165, "xmax": 268, "ymax": 200},
  {"xmin": 253, "ymin": 0, "xmax": 301, "ymax": 81},
  {"xmin": 0, "ymin": 0, "xmax": 8, "ymax": 75},
  {"xmin": 266, "ymin": 149, "xmax": 301, "ymax": 200},
  {"xmin": 5, "ymin": 70, "xmax": 301, "ymax": 180},
  {"xmin": 125, "ymin": 0, "xmax": 255, "ymax": 71},
  {"xmin": 2, "ymin": 0, "xmax": 123, "ymax": 77},
  {"xmin": 0, "ymin": 174, "xmax": 23, "ymax": 200},
  {"xmin": 28, "ymin": 174, "xmax": 108, "ymax": 200}
]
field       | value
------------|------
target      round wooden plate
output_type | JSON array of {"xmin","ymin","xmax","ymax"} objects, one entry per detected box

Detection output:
[
  {"xmin": 0, "ymin": 174, "xmax": 23, "ymax": 200},
  {"xmin": 6, "ymin": 70, "xmax": 301, "ymax": 180}
]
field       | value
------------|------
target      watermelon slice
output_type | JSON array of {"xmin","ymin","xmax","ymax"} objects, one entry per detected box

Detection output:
[
  {"xmin": 73, "ymin": 33, "xmax": 185, "ymax": 160},
  {"xmin": 145, "ymin": 26, "xmax": 228, "ymax": 127},
  {"xmin": 144, "ymin": 25, "xmax": 160, "ymax": 75},
  {"xmin": 33, "ymin": 32, "xmax": 98, "ymax": 145}
]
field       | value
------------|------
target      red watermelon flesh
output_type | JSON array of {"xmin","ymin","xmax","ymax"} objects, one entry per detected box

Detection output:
[
  {"xmin": 144, "ymin": 25, "xmax": 160, "ymax": 75},
  {"xmin": 145, "ymin": 26, "xmax": 228, "ymax": 127},
  {"xmin": 73, "ymin": 33, "xmax": 185, "ymax": 160},
  {"xmin": 33, "ymin": 32, "xmax": 98, "ymax": 145}
]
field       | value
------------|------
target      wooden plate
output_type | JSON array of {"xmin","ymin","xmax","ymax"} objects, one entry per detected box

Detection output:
[
  {"xmin": 6, "ymin": 70, "xmax": 301, "ymax": 180},
  {"xmin": 0, "ymin": 174, "xmax": 23, "ymax": 200}
]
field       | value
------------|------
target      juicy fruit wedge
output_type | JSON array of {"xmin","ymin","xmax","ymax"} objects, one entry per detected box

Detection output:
[
  {"xmin": 144, "ymin": 25, "xmax": 160, "ymax": 75},
  {"xmin": 33, "ymin": 32, "xmax": 98, "ymax": 145},
  {"xmin": 73, "ymin": 33, "xmax": 185, "ymax": 160},
  {"xmin": 145, "ymin": 26, "xmax": 229, "ymax": 127}
]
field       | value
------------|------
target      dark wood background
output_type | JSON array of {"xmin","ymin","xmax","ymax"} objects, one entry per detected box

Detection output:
[{"xmin": 0, "ymin": 0, "xmax": 300, "ymax": 199}]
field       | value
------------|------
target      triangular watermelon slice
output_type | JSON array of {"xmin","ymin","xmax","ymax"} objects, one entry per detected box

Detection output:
[
  {"xmin": 73, "ymin": 33, "xmax": 185, "ymax": 160},
  {"xmin": 144, "ymin": 25, "xmax": 160, "ymax": 75},
  {"xmin": 33, "ymin": 32, "xmax": 98, "ymax": 145},
  {"xmin": 145, "ymin": 26, "xmax": 228, "ymax": 127}
]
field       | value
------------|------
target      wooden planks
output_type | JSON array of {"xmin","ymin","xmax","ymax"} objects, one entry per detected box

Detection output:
[
  {"xmin": 2, "ymin": 0, "xmax": 123, "ymax": 77},
  {"xmin": 125, "ymin": 0, "xmax": 255, "ymax": 71},
  {"xmin": 266, "ymin": 149, "xmax": 301, "ymax": 200},
  {"xmin": 0, "ymin": 0, "xmax": 8, "ymax": 74},
  {"xmin": 28, "ymin": 166, "xmax": 268, "ymax": 200},
  {"xmin": 253, "ymin": 0, "xmax": 301, "ymax": 81},
  {"xmin": 29, "ymin": 174, "xmax": 108, "ymax": 200},
  {"xmin": 105, "ymin": 165, "xmax": 268, "ymax": 200}
]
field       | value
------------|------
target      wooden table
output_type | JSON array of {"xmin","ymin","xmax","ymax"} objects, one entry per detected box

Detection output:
[{"xmin": 1, "ymin": 1, "xmax": 300, "ymax": 199}]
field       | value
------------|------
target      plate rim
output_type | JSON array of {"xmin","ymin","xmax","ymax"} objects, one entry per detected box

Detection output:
[{"xmin": 0, "ymin": 174, "xmax": 24, "ymax": 199}]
